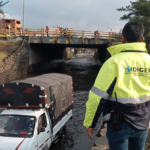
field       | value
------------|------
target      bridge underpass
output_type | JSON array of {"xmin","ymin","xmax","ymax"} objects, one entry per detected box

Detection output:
[
  {"xmin": 27, "ymin": 29, "xmax": 116, "ymax": 65},
  {"xmin": 2, "ymin": 29, "xmax": 121, "ymax": 65},
  {"xmin": 29, "ymin": 43, "xmax": 109, "ymax": 65}
]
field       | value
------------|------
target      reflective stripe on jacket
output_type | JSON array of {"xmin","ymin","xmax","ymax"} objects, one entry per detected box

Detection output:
[{"xmin": 83, "ymin": 42, "xmax": 150, "ymax": 130}]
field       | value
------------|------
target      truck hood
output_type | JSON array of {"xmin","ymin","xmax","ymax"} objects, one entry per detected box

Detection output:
[{"xmin": 0, "ymin": 136, "xmax": 30, "ymax": 150}]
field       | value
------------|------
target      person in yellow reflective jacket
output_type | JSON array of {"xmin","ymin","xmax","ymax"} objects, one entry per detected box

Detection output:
[{"xmin": 84, "ymin": 22, "xmax": 150, "ymax": 150}]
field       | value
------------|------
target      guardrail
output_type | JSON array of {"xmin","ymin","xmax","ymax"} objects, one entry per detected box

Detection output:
[{"xmin": 0, "ymin": 28, "xmax": 122, "ymax": 43}]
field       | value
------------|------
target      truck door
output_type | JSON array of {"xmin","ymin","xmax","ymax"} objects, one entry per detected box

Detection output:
[{"xmin": 37, "ymin": 113, "xmax": 50, "ymax": 150}]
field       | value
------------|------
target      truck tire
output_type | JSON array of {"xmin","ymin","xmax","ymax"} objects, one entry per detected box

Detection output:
[
  {"xmin": 58, "ymin": 129, "xmax": 63, "ymax": 139},
  {"xmin": 63, "ymin": 125, "xmax": 66, "ymax": 134},
  {"xmin": 59, "ymin": 125, "xmax": 66, "ymax": 139}
]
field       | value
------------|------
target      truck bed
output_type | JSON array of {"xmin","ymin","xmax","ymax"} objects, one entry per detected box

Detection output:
[{"xmin": 0, "ymin": 73, "xmax": 73, "ymax": 126}]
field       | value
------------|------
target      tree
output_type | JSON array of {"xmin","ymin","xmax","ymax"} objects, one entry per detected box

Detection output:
[
  {"xmin": 0, "ymin": 1, "xmax": 9, "ymax": 18},
  {"xmin": 117, "ymin": 0, "xmax": 150, "ymax": 53}
]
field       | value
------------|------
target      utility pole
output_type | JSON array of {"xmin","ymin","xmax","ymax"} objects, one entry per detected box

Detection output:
[{"xmin": 23, "ymin": 0, "xmax": 25, "ymax": 36}]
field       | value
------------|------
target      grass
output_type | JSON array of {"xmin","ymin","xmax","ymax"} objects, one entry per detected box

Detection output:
[
  {"xmin": 0, "ymin": 40, "xmax": 22, "ymax": 61},
  {"xmin": 0, "ymin": 52, "xmax": 7, "ymax": 61}
]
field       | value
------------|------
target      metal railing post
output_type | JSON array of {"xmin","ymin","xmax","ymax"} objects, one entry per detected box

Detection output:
[
  {"xmin": 56, "ymin": 29, "xmax": 58, "ymax": 43},
  {"xmin": 95, "ymin": 32, "xmax": 97, "ymax": 44},
  {"xmin": 5, "ymin": 29, "xmax": 7, "ymax": 40},
  {"xmin": 41, "ymin": 28, "xmax": 44, "ymax": 43},
  {"xmin": 41, "ymin": 29, "xmax": 42, "ymax": 38},
  {"xmin": 82, "ymin": 30, "xmax": 84, "ymax": 44},
  {"xmin": 109, "ymin": 32, "xmax": 111, "ymax": 42},
  {"xmin": 111, "ymin": 32, "xmax": 112, "ymax": 42},
  {"xmin": 69, "ymin": 30, "xmax": 71, "ymax": 44},
  {"xmin": 112, "ymin": 32, "xmax": 114, "ymax": 42}
]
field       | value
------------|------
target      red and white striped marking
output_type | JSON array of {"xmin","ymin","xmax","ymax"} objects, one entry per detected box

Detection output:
[
  {"xmin": 3, "ymin": 88, "xmax": 15, "ymax": 94},
  {"xmin": 15, "ymin": 138, "xmax": 26, "ymax": 150}
]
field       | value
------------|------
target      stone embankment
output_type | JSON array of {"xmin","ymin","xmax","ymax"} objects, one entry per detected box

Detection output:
[{"xmin": 0, "ymin": 40, "xmax": 29, "ymax": 85}]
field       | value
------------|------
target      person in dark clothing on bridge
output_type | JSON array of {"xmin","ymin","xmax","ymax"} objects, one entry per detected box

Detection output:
[{"xmin": 46, "ymin": 26, "xmax": 49, "ymax": 37}]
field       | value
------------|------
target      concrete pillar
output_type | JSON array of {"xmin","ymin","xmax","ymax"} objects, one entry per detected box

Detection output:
[
  {"xmin": 97, "ymin": 44, "xmax": 109, "ymax": 64},
  {"xmin": 29, "ymin": 44, "xmax": 45, "ymax": 65}
]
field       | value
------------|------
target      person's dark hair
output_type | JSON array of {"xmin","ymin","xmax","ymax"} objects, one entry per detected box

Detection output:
[{"xmin": 122, "ymin": 22, "xmax": 144, "ymax": 42}]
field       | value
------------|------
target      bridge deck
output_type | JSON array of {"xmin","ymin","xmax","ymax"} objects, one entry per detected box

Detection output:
[{"xmin": 29, "ymin": 36, "xmax": 109, "ymax": 44}]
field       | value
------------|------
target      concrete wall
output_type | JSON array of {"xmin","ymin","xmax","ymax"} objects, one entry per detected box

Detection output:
[
  {"xmin": 29, "ymin": 44, "xmax": 46, "ymax": 65},
  {"xmin": 0, "ymin": 40, "xmax": 29, "ymax": 85},
  {"xmin": 97, "ymin": 44, "xmax": 109, "ymax": 64}
]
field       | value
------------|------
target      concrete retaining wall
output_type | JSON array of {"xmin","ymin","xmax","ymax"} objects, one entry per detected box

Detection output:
[{"xmin": 0, "ymin": 40, "xmax": 29, "ymax": 85}]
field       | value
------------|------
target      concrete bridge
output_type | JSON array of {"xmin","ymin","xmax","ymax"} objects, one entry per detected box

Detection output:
[
  {"xmin": 5, "ymin": 28, "xmax": 122, "ymax": 64},
  {"xmin": 27, "ymin": 28, "xmax": 113, "ymax": 44}
]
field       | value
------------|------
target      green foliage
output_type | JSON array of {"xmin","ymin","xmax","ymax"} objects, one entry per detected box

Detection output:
[
  {"xmin": 117, "ymin": 0, "xmax": 150, "ymax": 53},
  {"xmin": 0, "ymin": 1, "xmax": 9, "ymax": 16}
]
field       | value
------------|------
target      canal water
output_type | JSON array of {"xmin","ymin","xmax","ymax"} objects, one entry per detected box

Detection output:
[{"xmin": 35, "ymin": 54, "xmax": 101, "ymax": 150}]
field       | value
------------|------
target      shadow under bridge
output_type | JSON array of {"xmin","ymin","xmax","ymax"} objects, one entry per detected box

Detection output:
[
  {"xmin": 28, "ymin": 29, "xmax": 113, "ymax": 64},
  {"xmin": 29, "ymin": 43, "xmax": 109, "ymax": 65}
]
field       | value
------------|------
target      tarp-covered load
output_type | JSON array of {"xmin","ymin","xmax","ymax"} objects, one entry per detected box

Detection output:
[
  {"xmin": 0, "ymin": 73, "xmax": 73, "ymax": 125},
  {"xmin": 0, "ymin": 73, "xmax": 73, "ymax": 110}
]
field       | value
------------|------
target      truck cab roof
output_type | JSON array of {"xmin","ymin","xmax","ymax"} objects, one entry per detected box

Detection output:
[{"xmin": 0, "ymin": 108, "xmax": 44, "ymax": 117}]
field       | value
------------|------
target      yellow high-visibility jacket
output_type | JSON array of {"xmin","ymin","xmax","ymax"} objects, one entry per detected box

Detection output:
[{"xmin": 84, "ymin": 42, "xmax": 150, "ymax": 130}]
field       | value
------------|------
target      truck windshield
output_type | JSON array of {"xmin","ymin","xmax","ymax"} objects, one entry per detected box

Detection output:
[{"xmin": 0, "ymin": 115, "xmax": 35, "ymax": 138}]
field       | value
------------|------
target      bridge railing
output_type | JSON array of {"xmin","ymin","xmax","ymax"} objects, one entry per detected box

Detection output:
[{"xmin": 0, "ymin": 28, "xmax": 122, "ymax": 43}]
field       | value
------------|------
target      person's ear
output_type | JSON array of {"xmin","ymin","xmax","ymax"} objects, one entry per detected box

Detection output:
[
  {"xmin": 122, "ymin": 36, "xmax": 128, "ymax": 43},
  {"xmin": 140, "ymin": 37, "xmax": 144, "ymax": 42}
]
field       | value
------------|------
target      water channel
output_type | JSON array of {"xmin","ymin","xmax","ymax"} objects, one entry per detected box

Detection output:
[
  {"xmin": 36, "ymin": 54, "xmax": 101, "ymax": 150},
  {"xmin": 3, "ymin": 54, "xmax": 101, "ymax": 150}
]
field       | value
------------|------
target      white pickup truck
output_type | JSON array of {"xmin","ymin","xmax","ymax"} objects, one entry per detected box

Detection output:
[{"xmin": 0, "ymin": 73, "xmax": 73, "ymax": 150}]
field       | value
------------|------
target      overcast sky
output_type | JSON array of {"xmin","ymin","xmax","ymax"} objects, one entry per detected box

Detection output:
[{"xmin": 2, "ymin": 0, "xmax": 136, "ymax": 32}]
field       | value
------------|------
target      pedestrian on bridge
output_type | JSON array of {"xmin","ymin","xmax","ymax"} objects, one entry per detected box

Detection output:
[
  {"xmin": 94, "ymin": 30, "xmax": 99, "ymax": 37},
  {"xmin": 46, "ymin": 26, "xmax": 49, "ymax": 37},
  {"xmin": 60, "ymin": 27, "xmax": 63, "ymax": 37},
  {"xmin": 84, "ymin": 22, "xmax": 149, "ymax": 150}
]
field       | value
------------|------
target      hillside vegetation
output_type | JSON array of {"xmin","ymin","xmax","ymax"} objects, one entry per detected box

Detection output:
[{"xmin": 0, "ymin": 40, "xmax": 22, "ymax": 61}]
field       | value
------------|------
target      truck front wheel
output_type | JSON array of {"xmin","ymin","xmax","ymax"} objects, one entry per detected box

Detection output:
[{"xmin": 59, "ymin": 125, "xmax": 66, "ymax": 139}]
